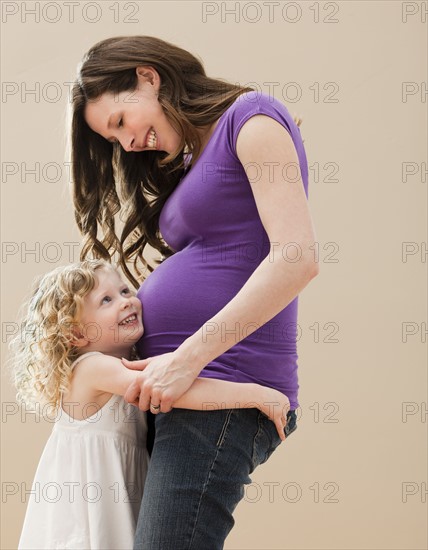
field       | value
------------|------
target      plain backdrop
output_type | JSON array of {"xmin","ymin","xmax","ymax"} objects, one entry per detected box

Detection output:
[{"xmin": 1, "ymin": 1, "xmax": 427, "ymax": 549}]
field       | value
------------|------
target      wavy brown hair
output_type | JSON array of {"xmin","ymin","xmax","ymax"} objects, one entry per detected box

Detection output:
[{"xmin": 70, "ymin": 35, "xmax": 303, "ymax": 289}]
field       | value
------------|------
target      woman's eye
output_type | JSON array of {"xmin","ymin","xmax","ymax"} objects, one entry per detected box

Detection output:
[{"xmin": 118, "ymin": 117, "xmax": 123, "ymax": 128}]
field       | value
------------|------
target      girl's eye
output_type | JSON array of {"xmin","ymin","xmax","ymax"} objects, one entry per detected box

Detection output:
[
  {"xmin": 121, "ymin": 287, "xmax": 131, "ymax": 295},
  {"xmin": 101, "ymin": 296, "xmax": 111, "ymax": 304},
  {"xmin": 118, "ymin": 117, "xmax": 123, "ymax": 128}
]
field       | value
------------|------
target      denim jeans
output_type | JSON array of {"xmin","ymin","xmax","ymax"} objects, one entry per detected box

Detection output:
[{"xmin": 134, "ymin": 407, "xmax": 297, "ymax": 550}]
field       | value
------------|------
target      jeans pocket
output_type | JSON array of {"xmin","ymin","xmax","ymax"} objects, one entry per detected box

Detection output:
[
  {"xmin": 284, "ymin": 409, "xmax": 298, "ymax": 438},
  {"xmin": 215, "ymin": 409, "xmax": 234, "ymax": 448},
  {"xmin": 263, "ymin": 409, "xmax": 298, "ymax": 459},
  {"xmin": 251, "ymin": 412, "xmax": 279, "ymax": 471},
  {"xmin": 251, "ymin": 409, "xmax": 298, "ymax": 471}
]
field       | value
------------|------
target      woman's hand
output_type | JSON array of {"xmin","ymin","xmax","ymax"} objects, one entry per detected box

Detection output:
[
  {"xmin": 257, "ymin": 387, "xmax": 291, "ymax": 441},
  {"xmin": 121, "ymin": 352, "xmax": 198, "ymax": 413}
]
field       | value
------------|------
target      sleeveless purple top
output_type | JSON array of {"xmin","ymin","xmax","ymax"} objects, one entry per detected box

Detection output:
[{"xmin": 136, "ymin": 91, "xmax": 309, "ymax": 410}]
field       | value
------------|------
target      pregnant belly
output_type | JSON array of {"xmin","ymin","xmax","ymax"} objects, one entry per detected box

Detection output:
[{"xmin": 135, "ymin": 247, "xmax": 252, "ymax": 359}]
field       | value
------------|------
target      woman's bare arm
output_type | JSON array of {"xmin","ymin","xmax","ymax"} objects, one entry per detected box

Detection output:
[{"xmin": 174, "ymin": 115, "xmax": 319, "ymax": 375}]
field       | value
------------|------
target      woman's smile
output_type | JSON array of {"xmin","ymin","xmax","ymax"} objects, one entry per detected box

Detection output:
[
  {"xmin": 83, "ymin": 74, "xmax": 179, "ymax": 155},
  {"xmin": 145, "ymin": 127, "xmax": 157, "ymax": 149}
]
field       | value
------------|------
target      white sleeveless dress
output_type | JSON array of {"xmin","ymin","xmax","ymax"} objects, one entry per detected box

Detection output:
[{"xmin": 18, "ymin": 351, "xmax": 149, "ymax": 550}]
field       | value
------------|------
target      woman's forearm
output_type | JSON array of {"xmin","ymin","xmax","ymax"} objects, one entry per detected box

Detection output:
[
  {"xmin": 172, "ymin": 377, "xmax": 265, "ymax": 411},
  {"xmin": 174, "ymin": 256, "xmax": 318, "ymax": 377}
]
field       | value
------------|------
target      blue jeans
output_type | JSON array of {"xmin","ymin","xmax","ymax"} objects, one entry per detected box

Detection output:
[{"xmin": 134, "ymin": 407, "xmax": 297, "ymax": 549}]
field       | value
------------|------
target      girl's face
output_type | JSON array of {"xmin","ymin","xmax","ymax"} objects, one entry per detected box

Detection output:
[
  {"xmin": 76, "ymin": 267, "xmax": 144, "ymax": 359},
  {"xmin": 84, "ymin": 66, "xmax": 182, "ymax": 155}
]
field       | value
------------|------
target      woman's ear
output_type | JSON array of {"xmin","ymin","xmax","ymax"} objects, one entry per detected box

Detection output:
[{"xmin": 135, "ymin": 65, "xmax": 160, "ymax": 91}]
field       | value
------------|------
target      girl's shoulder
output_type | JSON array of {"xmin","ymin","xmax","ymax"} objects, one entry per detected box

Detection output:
[{"xmin": 63, "ymin": 351, "xmax": 113, "ymax": 420}]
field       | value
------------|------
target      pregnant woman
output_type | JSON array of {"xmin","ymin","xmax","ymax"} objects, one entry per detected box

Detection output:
[{"xmin": 71, "ymin": 35, "xmax": 319, "ymax": 549}]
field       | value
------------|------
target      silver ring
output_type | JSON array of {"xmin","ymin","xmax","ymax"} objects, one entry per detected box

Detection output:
[{"xmin": 150, "ymin": 403, "xmax": 161, "ymax": 411}]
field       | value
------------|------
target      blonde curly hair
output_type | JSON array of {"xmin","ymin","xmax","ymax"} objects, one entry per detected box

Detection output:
[{"xmin": 8, "ymin": 259, "xmax": 125, "ymax": 414}]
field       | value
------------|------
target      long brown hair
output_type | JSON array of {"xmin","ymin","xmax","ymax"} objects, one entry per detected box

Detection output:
[
  {"xmin": 71, "ymin": 36, "xmax": 252, "ymax": 288},
  {"xmin": 70, "ymin": 35, "xmax": 301, "ymax": 289}
]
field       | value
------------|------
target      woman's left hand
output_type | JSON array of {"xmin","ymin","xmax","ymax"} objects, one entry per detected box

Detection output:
[{"xmin": 122, "ymin": 352, "xmax": 198, "ymax": 413}]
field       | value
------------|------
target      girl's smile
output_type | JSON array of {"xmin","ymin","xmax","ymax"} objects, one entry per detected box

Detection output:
[{"xmin": 75, "ymin": 267, "xmax": 144, "ymax": 358}]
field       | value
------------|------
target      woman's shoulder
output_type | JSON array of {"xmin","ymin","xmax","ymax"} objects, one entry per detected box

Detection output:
[
  {"xmin": 225, "ymin": 91, "xmax": 296, "ymax": 154},
  {"xmin": 228, "ymin": 90, "xmax": 291, "ymax": 119}
]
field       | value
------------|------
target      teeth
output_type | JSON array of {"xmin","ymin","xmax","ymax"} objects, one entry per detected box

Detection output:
[
  {"xmin": 146, "ymin": 128, "xmax": 157, "ymax": 148},
  {"xmin": 119, "ymin": 314, "xmax": 137, "ymax": 326}
]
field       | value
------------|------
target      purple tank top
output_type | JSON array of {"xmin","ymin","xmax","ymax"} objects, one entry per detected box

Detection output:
[{"xmin": 136, "ymin": 91, "xmax": 309, "ymax": 410}]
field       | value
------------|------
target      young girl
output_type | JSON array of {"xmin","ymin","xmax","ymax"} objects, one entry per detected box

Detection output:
[{"xmin": 9, "ymin": 258, "xmax": 290, "ymax": 550}]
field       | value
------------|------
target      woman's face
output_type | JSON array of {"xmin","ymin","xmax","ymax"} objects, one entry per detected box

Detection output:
[{"xmin": 84, "ymin": 66, "xmax": 182, "ymax": 154}]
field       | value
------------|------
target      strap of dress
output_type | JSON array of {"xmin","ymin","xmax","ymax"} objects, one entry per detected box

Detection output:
[{"xmin": 70, "ymin": 350, "xmax": 103, "ymax": 371}]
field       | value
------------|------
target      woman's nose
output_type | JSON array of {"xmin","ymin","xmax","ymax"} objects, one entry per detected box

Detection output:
[{"xmin": 123, "ymin": 137, "xmax": 135, "ymax": 152}]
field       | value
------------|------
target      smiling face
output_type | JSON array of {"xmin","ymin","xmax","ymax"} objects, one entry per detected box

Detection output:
[
  {"xmin": 83, "ymin": 66, "xmax": 182, "ymax": 154},
  {"xmin": 75, "ymin": 267, "xmax": 144, "ymax": 359}
]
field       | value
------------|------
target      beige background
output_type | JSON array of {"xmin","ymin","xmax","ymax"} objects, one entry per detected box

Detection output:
[{"xmin": 1, "ymin": 1, "xmax": 427, "ymax": 549}]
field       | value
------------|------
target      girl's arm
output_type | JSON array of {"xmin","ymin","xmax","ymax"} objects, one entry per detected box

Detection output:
[
  {"xmin": 74, "ymin": 353, "xmax": 289, "ymax": 440},
  {"xmin": 173, "ymin": 377, "xmax": 289, "ymax": 440}
]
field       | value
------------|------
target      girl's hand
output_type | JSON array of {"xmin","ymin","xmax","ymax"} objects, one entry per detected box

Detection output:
[
  {"xmin": 257, "ymin": 387, "xmax": 291, "ymax": 442},
  {"xmin": 121, "ymin": 352, "xmax": 198, "ymax": 413}
]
